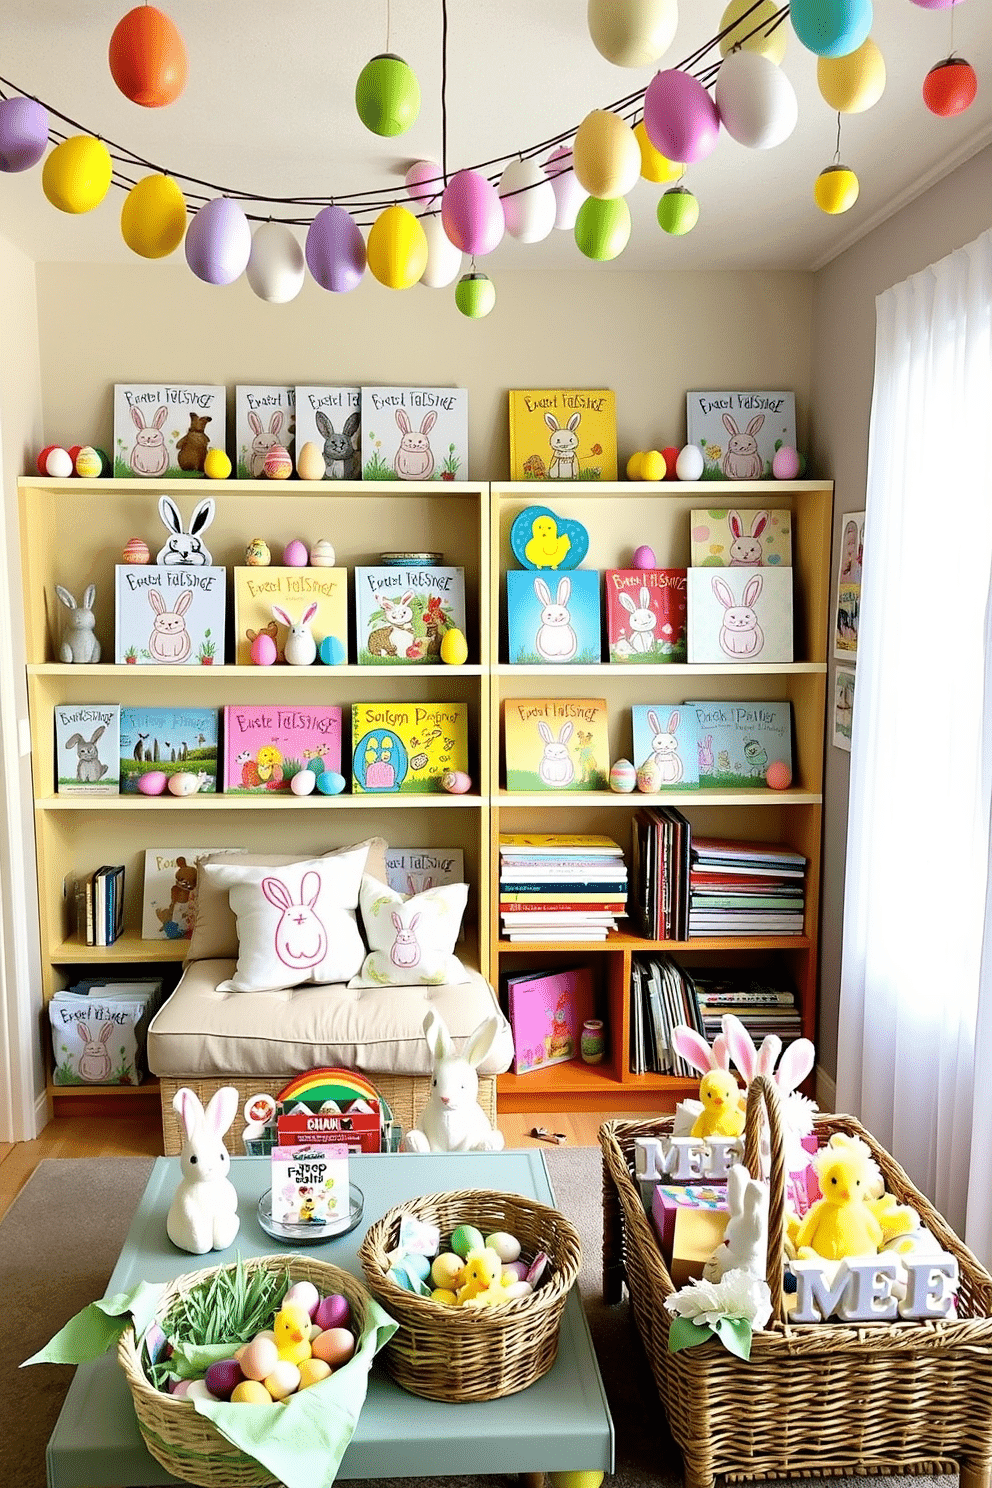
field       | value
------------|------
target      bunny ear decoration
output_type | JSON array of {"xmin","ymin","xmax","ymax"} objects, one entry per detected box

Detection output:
[
  {"xmin": 462, "ymin": 1014, "xmax": 502, "ymax": 1069},
  {"xmin": 721, "ymin": 1014, "xmax": 758, "ymax": 1080},
  {"xmin": 158, "ymin": 494, "xmax": 183, "ymax": 534},
  {"xmin": 774, "ymin": 1036, "xmax": 816, "ymax": 1093},
  {"xmin": 173, "ymin": 1086, "xmax": 206, "ymax": 1135},
  {"xmin": 423, "ymin": 1007, "xmax": 454, "ymax": 1064},
  {"xmin": 671, "ymin": 1024, "xmax": 719, "ymax": 1073},
  {"xmin": 203, "ymin": 1085, "xmax": 238, "ymax": 1136},
  {"xmin": 711, "ymin": 1030, "xmax": 731, "ymax": 1070},
  {"xmin": 188, "ymin": 499, "xmax": 215, "ymax": 536},
  {"xmin": 755, "ymin": 1033, "xmax": 783, "ymax": 1077}
]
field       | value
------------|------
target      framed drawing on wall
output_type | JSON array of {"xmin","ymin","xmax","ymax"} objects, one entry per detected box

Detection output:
[
  {"xmin": 834, "ymin": 510, "xmax": 864, "ymax": 661},
  {"xmin": 832, "ymin": 666, "xmax": 856, "ymax": 752}
]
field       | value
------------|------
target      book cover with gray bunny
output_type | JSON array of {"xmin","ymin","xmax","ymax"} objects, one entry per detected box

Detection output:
[
  {"xmin": 55, "ymin": 704, "xmax": 120, "ymax": 794},
  {"xmin": 294, "ymin": 386, "xmax": 361, "ymax": 479},
  {"xmin": 236, "ymin": 385, "xmax": 296, "ymax": 478},
  {"xmin": 113, "ymin": 384, "xmax": 225, "ymax": 478}
]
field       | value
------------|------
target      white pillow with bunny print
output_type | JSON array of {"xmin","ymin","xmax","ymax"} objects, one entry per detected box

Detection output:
[
  {"xmin": 348, "ymin": 875, "xmax": 470, "ymax": 988},
  {"xmin": 203, "ymin": 843, "xmax": 370, "ymax": 992}
]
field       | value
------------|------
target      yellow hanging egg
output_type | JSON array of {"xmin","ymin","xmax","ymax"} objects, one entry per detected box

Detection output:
[
  {"xmin": 42, "ymin": 135, "xmax": 113, "ymax": 214},
  {"xmin": 439, "ymin": 627, "xmax": 468, "ymax": 666},
  {"xmin": 817, "ymin": 38, "xmax": 886, "ymax": 114},
  {"xmin": 814, "ymin": 165, "xmax": 860, "ymax": 216},
  {"xmin": 633, "ymin": 121, "xmax": 683, "ymax": 184},
  {"xmin": 296, "ymin": 441, "xmax": 326, "ymax": 481},
  {"xmin": 367, "ymin": 204, "xmax": 428, "ymax": 289},
  {"xmin": 718, "ymin": 0, "xmax": 787, "ymax": 62},
  {"xmin": 120, "ymin": 173, "xmax": 187, "ymax": 258}
]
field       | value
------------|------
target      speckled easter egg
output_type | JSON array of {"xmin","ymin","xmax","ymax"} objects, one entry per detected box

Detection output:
[
  {"xmin": 137, "ymin": 771, "xmax": 168, "ymax": 795},
  {"xmin": 75, "ymin": 445, "xmax": 101, "ymax": 478},
  {"xmin": 609, "ymin": 758, "xmax": 637, "ymax": 793},
  {"xmin": 296, "ymin": 441, "xmax": 325, "ymax": 481},
  {"xmin": 122, "ymin": 536, "xmax": 150, "ymax": 564},
  {"xmin": 283, "ymin": 538, "xmax": 308, "ymax": 567},
  {"xmin": 309, "ymin": 538, "xmax": 336, "ymax": 567},
  {"xmin": 318, "ymin": 634, "xmax": 346, "ymax": 665},
  {"xmin": 263, "ymin": 444, "xmax": 293, "ymax": 479},
  {"xmin": 250, "ymin": 631, "xmax": 278, "ymax": 666},
  {"xmin": 290, "ymin": 768, "xmax": 317, "ymax": 795},
  {"xmin": 765, "ymin": 760, "xmax": 793, "ymax": 790},
  {"xmin": 439, "ymin": 627, "xmax": 468, "ymax": 665},
  {"xmin": 772, "ymin": 444, "xmax": 801, "ymax": 480},
  {"xmin": 244, "ymin": 537, "xmax": 271, "ymax": 567},
  {"xmin": 636, "ymin": 759, "xmax": 662, "ymax": 793}
]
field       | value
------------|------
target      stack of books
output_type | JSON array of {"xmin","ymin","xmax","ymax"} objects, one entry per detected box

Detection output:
[
  {"xmin": 688, "ymin": 967, "xmax": 803, "ymax": 1046},
  {"xmin": 630, "ymin": 952, "xmax": 703, "ymax": 1075},
  {"xmin": 75, "ymin": 864, "xmax": 126, "ymax": 947},
  {"xmin": 498, "ymin": 833, "xmax": 627, "ymax": 942},
  {"xmin": 688, "ymin": 836, "xmax": 806, "ymax": 937}
]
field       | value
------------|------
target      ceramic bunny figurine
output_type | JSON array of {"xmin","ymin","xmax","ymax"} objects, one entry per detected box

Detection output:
[
  {"xmin": 166, "ymin": 1086, "xmax": 241, "ymax": 1254},
  {"xmin": 703, "ymin": 1161, "xmax": 769, "ymax": 1282},
  {"xmin": 401, "ymin": 1010, "xmax": 506, "ymax": 1153},
  {"xmin": 55, "ymin": 584, "xmax": 101, "ymax": 663}
]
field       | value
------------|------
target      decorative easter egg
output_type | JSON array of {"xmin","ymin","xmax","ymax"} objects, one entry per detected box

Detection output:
[
  {"xmin": 772, "ymin": 444, "xmax": 801, "ymax": 480},
  {"xmin": 306, "ymin": 205, "xmax": 367, "ymax": 294},
  {"xmin": 168, "ymin": 771, "xmax": 204, "ymax": 796},
  {"xmin": 791, "ymin": 0, "xmax": 872, "ymax": 58},
  {"xmin": 122, "ymin": 536, "xmax": 150, "ymax": 564},
  {"xmin": 633, "ymin": 545, "xmax": 656, "ymax": 569},
  {"xmin": 439, "ymin": 627, "xmax": 468, "ymax": 666},
  {"xmin": 367, "ymin": 203, "xmax": 428, "ymax": 288},
  {"xmin": 574, "ymin": 195, "xmax": 631, "ymax": 262},
  {"xmin": 264, "ymin": 445, "xmax": 293, "ymax": 480},
  {"xmin": 285, "ymin": 1281, "xmax": 320, "ymax": 1318},
  {"xmin": 290, "ymin": 769, "xmax": 317, "ymax": 796},
  {"xmin": 296, "ymin": 441, "xmax": 326, "ymax": 482},
  {"xmin": 675, "ymin": 444, "xmax": 705, "ymax": 481},
  {"xmin": 245, "ymin": 219, "xmax": 306, "ymax": 303},
  {"xmin": 311, "ymin": 1328, "xmax": 355, "ymax": 1368},
  {"xmin": 120, "ymin": 172, "xmax": 187, "ymax": 259},
  {"xmin": 283, "ymin": 539, "xmax": 308, "ymax": 566},
  {"xmin": 441, "ymin": 770, "xmax": 472, "ymax": 794},
  {"xmin": 644, "ymin": 70, "xmax": 721, "ymax": 164},
  {"xmin": 68, "ymin": 446, "xmax": 83, "ymax": 467},
  {"xmin": 186, "ymin": 1379, "xmax": 220, "ymax": 1402},
  {"xmin": 45, "ymin": 446, "xmax": 73, "ymax": 478},
  {"xmin": 137, "ymin": 771, "xmax": 168, "ymax": 795},
  {"xmin": 36, "ymin": 446, "xmax": 57, "ymax": 475},
  {"xmin": 441, "ymin": 168, "xmax": 505, "ymax": 257},
  {"xmin": 430, "ymin": 1252, "xmax": 465, "ymax": 1289},
  {"xmin": 485, "ymin": 1231, "xmax": 522, "ymax": 1263},
  {"xmin": 420, "ymin": 211, "xmax": 463, "ymax": 288},
  {"xmin": 318, "ymin": 634, "xmax": 346, "ymax": 666},
  {"xmin": 626, "ymin": 452, "xmax": 644, "ymax": 480},
  {"xmin": 510, "ymin": 506, "xmax": 590, "ymax": 570},
  {"xmin": 636, "ymin": 759, "xmax": 662, "ymax": 794},
  {"xmin": 640, "ymin": 449, "xmax": 665, "ymax": 482},
  {"xmin": 238, "ymin": 1333, "xmax": 276, "ymax": 1379},
  {"xmin": 264, "ymin": 1360, "xmax": 301, "ymax": 1400},
  {"xmin": 42, "ymin": 135, "xmax": 113, "ymax": 214},
  {"xmin": 662, "ymin": 446, "xmax": 680, "ymax": 478},
  {"xmin": 75, "ymin": 445, "xmax": 101, "ymax": 478},
  {"xmin": 95, "ymin": 448, "xmax": 112, "ymax": 475},
  {"xmin": 298, "ymin": 1358, "xmax": 333, "ymax": 1390},
  {"xmin": 451, "ymin": 1224, "xmax": 485, "ymax": 1258},
  {"xmin": 205, "ymin": 1359, "xmax": 244, "ymax": 1401},
  {"xmin": 658, "ymin": 186, "xmax": 700, "ymax": 236},
  {"xmin": 314, "ymin": 1293, "xmax": 351, "ymax": 1331},
  {"xmin": 244, "ymin": 537, "xmax": 270, "ymax": 567},
  {"xmin": 250, "ymin": 631, "xmax": 278, "ymax": 666},
  {"xmin": 502, "ymin": 1259, "xmax": 529, "ymax": 1283},
  {"xmin": 310, "ymin": 538, "xmax": 336, "ymax": 566},
  {"xmin": 203, "ymin": 448, "xmax": 232, "ymax": 480},
  {"xmin": 316, "ymin": 770, "xmax": 346, "ymax": 796},
  {"xmin": 765, "ymin": 760, "xmax": 793, "ymax": 790},
  {"xmin": 185, "ymin": 197, "xmax": 252, "ymax": 286},
  {"xmin": 609, "ymin": 758, "xmax": 637, "ymax": 793},
  {"xmin": 715, "ymin": 49, "xmax": 798, "ymax": 150},
  {"xmin": 231, "ymin": 1381, "xmax": 272, "ymax": 1405},
  {"xmin": 0, "ymin": 96, "xmax": 48, "ymax": 173},
  {"xmin": 109, "ymin": 4, "xmax": 188, "ymax": 107}
]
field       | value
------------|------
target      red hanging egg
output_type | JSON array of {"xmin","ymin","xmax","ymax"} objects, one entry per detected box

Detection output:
[
  {"xmin": 922, "ymin": 56, "xmax": 977, "ymax": 117},
  {"xmin": 109, "ymin": 6, "xmax": 188, "ymax": 108}
]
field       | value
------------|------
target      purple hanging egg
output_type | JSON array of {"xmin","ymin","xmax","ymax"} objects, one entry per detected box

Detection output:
[
  {"xmin": 0, "ymin": 97, "xmax": 48, "ymax": 173},
  {"xmin": 644, "ymin": 70, "xmax": 721, "ymax": 165},
  {"xmin": 185, "ymin": 198, "xmax": 252, "ymax": 285},
  {"xmin": 306, "ymin": 206, "xmax": 367, "ymax": 293}
]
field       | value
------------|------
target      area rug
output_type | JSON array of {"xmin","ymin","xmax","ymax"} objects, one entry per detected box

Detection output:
[{"xmin": 1, "ymin": 1150, "xmax": 956, "ymax": 1488}]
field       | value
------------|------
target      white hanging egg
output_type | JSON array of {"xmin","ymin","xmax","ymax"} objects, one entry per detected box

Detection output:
[
  {"xmin": 715, "ymin": 50, "xmax": 798, "ymax": 149},
  {"xmin": 246, "ymin": 221, "xmax": 306, "ymax": 303},
  {"xmin": 498, "ymin": 158, "xmax": 556, "ymax": 243},
  {"xmin": 420, "ymin": 212, "xmax": 462, "ymax": 289}
]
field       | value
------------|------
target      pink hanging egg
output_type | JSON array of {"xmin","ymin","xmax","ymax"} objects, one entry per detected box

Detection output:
[
  {"xmin": 441, "ymin": 169, "xmax": 505, "ymax": 256},
  {"xmin": 644, "ymin": 69, "xmax": 721, "ymax": 165},
  {"xmin": 250, "ymin": 631, "xmax": 277, "ymax": 666}
]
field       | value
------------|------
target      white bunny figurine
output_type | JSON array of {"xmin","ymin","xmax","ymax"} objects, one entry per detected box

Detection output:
[
  {"xmin": 167, "ymin": 1087, "xmax": 241, "ymax": 1254},
  {"xmin": 537, "ymin": 719, "xmax": 575, "ymax": 787},
  {"xmin": 273, "ymin": 601, "xmax": 318, "ymax": 666},
  {"xmin": 534, "ymin": 576, "xmax": 577, "ymax": 661},
  {"xmin": 156, "ymin": 495, "xmax": 215, "ymax": 566},
  {"xmin": 401, "ymin": 1010, "xmax": 506, "ymax": 1153},
  {"xmin": 617, "ymin": 585, "xmax": 658, "ymax": 653},
  {"xmin": 712, "ymin": 573, "xmax": 764, "ymax": 658},
  {"xmin": 703, "ymin": 1162, "xmax": 769, "ymax": 1282}
]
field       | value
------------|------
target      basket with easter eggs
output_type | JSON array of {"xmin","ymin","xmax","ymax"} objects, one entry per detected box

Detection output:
[
  {"xmin": 117, "ymin": 1254, "xmax": 396, "ymax": 1488},
  {"xmin": 358, "ymin": 1187, "xmax": 581, "ymax": 1402}
]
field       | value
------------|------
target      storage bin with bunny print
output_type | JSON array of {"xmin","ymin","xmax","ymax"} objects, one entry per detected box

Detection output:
[{"xmin": 113, "ymin": 385, "xmax": 226, "ymax": 479}]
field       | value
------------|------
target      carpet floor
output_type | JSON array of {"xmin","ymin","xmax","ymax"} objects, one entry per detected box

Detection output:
[{"xmin": 1, "ymin": 1148, "xmax": 957, "ymax": 1488}]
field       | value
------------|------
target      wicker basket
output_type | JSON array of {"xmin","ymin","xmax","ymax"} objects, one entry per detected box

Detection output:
[
  {"xmin": 358, "ymin": 1186, "xmax": 581, "ymax": 1402},
  {"xmin": 118, "ymin": 1254, "xmax": 372, "ymax": 1488},
  {"xmin": 601, "ymin": 1075, "xmax": 992, "ymax": 1488}
]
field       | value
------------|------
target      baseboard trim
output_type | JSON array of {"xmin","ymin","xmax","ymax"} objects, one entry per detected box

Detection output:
[{"xmin": 816, "ymin": 1065, "xmax": 836, "ymax": 1113}]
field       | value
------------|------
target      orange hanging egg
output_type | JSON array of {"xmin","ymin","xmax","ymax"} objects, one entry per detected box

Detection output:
[{"xmin": 109, "ymin": 6, "xmax": 188, "ymax": 108}]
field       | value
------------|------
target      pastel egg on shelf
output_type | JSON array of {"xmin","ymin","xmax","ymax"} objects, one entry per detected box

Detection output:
[
  {"xmin": 282, "ymin": 539, "xmax": 308, "ymax": 567},
  {"xmin": 250, "ymin": 630, "xmax": 278, "ymax": 666},
  {"xmin": 609, "ymin": 758, "xmax": 637, "ymax": 793},
  {"xmin": 136, "ymin": 771, "xmax": 168, "ymax": 795},
  {"xmin": 263, "ymin": 445, "xmax": 293, "ymax": 480},
  {"xmin": 122, "ymin": 536, "xmax": 150, "ymax": 564},
  {"xmin": 439, "ymin": 627, "xmax": 468, "ymax": 665},
  {"xmin": 310, "ymin": 538, "xmax": 336, "ymax": 567},
  {"xmin": 318, "ymin": 634, "xmax": 346, "ymax": 666},
  {"xmin": 316, "ymin": 770, "xmax": 346, "ymax": 795},
  {"xmin": 295, "ymin": 441, "xmax": 325, "ymax": 482},
  {"xmin": 244, "ymin": 538, "xmax": 271, "ymax": 567}
]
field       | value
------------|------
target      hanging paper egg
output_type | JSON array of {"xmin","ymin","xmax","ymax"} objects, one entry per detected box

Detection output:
[
  {"xmin": 109, "ymin": 5, "xmax": 188, "ymax": 107},
  {"xmin": 634, "ymin": 121, "xmax": 683, "ymax": 184},
  {"xmin": 644, "ymin": 71, "xmax": 721, "ymax": 164},
  {"xmin": 544, "ymin": 147, "xmax": 588, "ymax": 231},
  {"xmin": 122, "ymin": 536, "xmax": 150, "ymax": 564},
  {"xmin": 310, "ymin": 538, "xmax": 336, "ymax": 566},
  {"xmin": 574, "ymin": 195, "xmax": 631, "ymax": 260},
  {"xmin": 75, "ymin": 446, "xmax": 102, "ymax": 478},
  {"xmin": 282, "ymin": 538, "xmax": 309, "ymax": 564},
  {"xmin": 814, "ymin": 164, "xmax": 859, "ymax": 214},
  {"xmin": 367, "ymin": 205, "xmax": 428, "ymax": 289},
  {"xmin": 203, "ymin": 448, "xmax": 231, "ymax": 479},
  {"xmin": 250, "ymin": 631, "xmax": 277, "ymax": 666},
  {"xmin": 318, "ymin": 635, "xmax": 346, "ymax": 665},
  {"xmin": 263, "ymin": 446, "xmax": 293, "ymax": 480},
  {"xmin": 42, "ymin": 135, "xmax": 113, "ymax": 214},
  {"xmin": 354, "ymin": 53, "xmax": 420, "ymax": 136},
  {"xmin": 420, "ymin": 212, "xmax": 463, "ymax": 289},
  {"xmin": 609, "ymin": 759, "xmax": 637, "ymax": 793},
  {"xmin": 290, "ymin": 769, "xmax": 317, "ymax": 795},
  {"xmin": 573, "ymin": 111, "xmax": 641, "ymax": 200},
  {"xmin": 719, "ymin": 0, "xmax": 787, "ymax": 62},
  {"xmin": 923, "ymin": 57, "xmax": 978, "ymax": 117},
  {"xmin": 715, "ymin": 51, "xmax": 798, "ymax": 149},
  {"xmin": 587, "ymin": 0, "xmax": 679, "ymax": 67},
  {"xmin": 442, "ymin": 170, "xmax": 505, "ymax": 256},
  {"xmin": 498, "ymin": 158, "xmax": 556, "ymax": 243},
  {"xmin": 817, "ymin": 38, "xmax": 886, "ymax": 113},
  {"xmin": 305, "ymin": 205, "xmax": 367, "ymax": 293},
  {"xmin": 120, "ymin": 173, "xmax": 187, "ymax": 258},
  {"xmin": 790, "ymin": 0, "xmax": 872, "ymax": 58},
  {"xmin": 657, "ymin": 186, "xmax": 699, "ymax": 236},
  {"xmin": 246, "ymin": 221, "xmax": 306, "ymax": 303},
  {"xmin": 454, "ymin": 272, "xmax": 496, "ymax": 318},
  {"xmin": 439, "ymin": 627, "xmax": 469, "ymax": 665},
  {"xmin": 0, "ymin": 97, "xmax": 49, "ymax": 173},
  {"xmin": 296, "ymin": 443, "xmax": 326, "ymax": 482},
  {"xmin": 675, "ymin": 444, "xmax": 705, "ymax": 480},
  {"xmin": 405, "ymin": 159, "xmax": 443, "ymax": 205},
  {"xmin": 184, "ymin": 197, "xmax": 251, "ymax": 285}
]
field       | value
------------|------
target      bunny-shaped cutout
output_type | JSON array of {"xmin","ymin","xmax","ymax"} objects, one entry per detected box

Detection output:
[
  {"xmin": 273, "ymin": 601, "xmax": 318, "ymax": 666},
  {"xmin": 156, "ymin": 494, "xmax": 215, "ymax": 566},
  {"xmin": 647, "ymin": 708, "xmax": 684, "ymax": 785},
  {"xmin": 262, "ymin": 871, "xmax": 328, "ymax": 969},
  {"xmin": 76, "ymin": 1019, "xmax": 114, "ymax": 1082},
  {"xmin": 712, "ymin": 573, "xmax": 764, "ymax": 658},
  {"xmin": 721, "ymin": 413, "xmax": 765, "ymax": 480},
  {"xmin": 401, "ymin": 1010, "xmax": 506, "ymax": 1153},
  {"xmin": 129, "ymin": 404, "xmax": 169, "ymax": 477},
  {"xmin": 394, "ymin": 409, "xmax": 437, "ymax": 480},
  {"xmin": 166, "ymin": 1086, "xmax": 241, "ymax": 1254},
  {"xmin": 618, "ymin": 585, "xmax": 658, "ymax": 653},
  {"xmin": 537, "ymin": 719, "xmax": 575, "ymax": 787},
  {"xmin": 534, "ymin": 575, "xmax": 577, "ymax": 661},
  {"xmin": 148, "ymin": 588, "xmax": 193, "ymax": 662},
  {"xmin": 728, "ymin": 509, "xmax": 769, "ymax": 565}
]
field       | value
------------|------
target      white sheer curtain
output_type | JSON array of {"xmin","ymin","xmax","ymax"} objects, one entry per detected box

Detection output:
[{"xmin": 835, "ymin": 228, "xmax": 992, "ymax": 1249}]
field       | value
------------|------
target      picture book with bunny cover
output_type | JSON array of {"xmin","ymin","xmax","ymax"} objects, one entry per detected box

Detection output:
[
  {"xmin": 360, "ymin": 386, "xmax": 467, "ymax": 481},
  {"xmin": 233, "ymin": 566, "xmax": 348, "ymax": 665},
  {"xmin": 690, "ymin": 508, "xmax": 792, "ymax": 567},
  {"xmin": 687, "ymin": 566, "xmax": 793, "ymax": 664},
  {"xmin": 508, "ymin": 389, "xmax": 617, "ymax": 480},
  {"xmin": 294, "ymin": 386, "xmax": 361, "ymax": 480},
  {"xmin": 55, "ymin": 704, "xmax": 120, "ymax": 795},
  {"xmin": 235, "ymin": 385, "xmax": 296, "ymax": 479},
  {"xmin": 631, "ymin": 706, "xmax": 699, "ymax": 789},
  {"xmin": 683, "ymin": 699, "xmax": 793, "ymax": 788},
  {"xmin": 504, "ymin": 697, "xmax": 609, "ymax": 792},
  {"xmin": 604, "ymin": 568, "xmax": 687, "ymax": 663},
  {"xmin": 506, "ymin": 568, "xmax": 601, "ymax": 664},
  {"xmin": 351, "ymin": 701, "xmax": 468, "ymax": 793},
  {"xmin": 686, "ymin": 391, "xmax": 795, "ymax": 480},
  {"xmin": 115, "ymin": 565, "xmax": 226, "ymax": 666},
  {"xmin": 119, "ymin": 706, "xmax": 219, "ymax": 792},
  {"xmin": 223, "ymin": 704, "xmax": 342, "ymax": 793},
  {"xmin": 355, "ymin": 564, "xmax": 465, "ymax": 664},
  {"xmin": 113, "ymin": 384, "xmax": 225, "ymax": 478}
]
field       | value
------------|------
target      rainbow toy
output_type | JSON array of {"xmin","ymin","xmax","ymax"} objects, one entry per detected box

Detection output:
[{"xmin": 276, "ymin": 1067, "xmax": 382, "ymax": 1114}]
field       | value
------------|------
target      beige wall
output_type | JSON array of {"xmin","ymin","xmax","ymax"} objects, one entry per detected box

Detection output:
[{"xmin": 811, "ymin": 141, "xmax": 992, "ymax": 1080}]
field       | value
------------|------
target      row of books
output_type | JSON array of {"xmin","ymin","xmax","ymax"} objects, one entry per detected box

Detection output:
[
  {"xmin": 74, "ymin": 865, "xmax": 126, "ymax": 947},
  {"xmin": 498, "ymin": 834, "xmax": 628, "ymax": 943}
]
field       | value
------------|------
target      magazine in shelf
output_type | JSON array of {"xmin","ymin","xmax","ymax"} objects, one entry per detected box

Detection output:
[
  {"xmin": 506, "ymin": 568, "xmax": 602, "ymax": 663},
  {"xmin": 113, "ymin": 384, "xmax": 225, "ymax": 479},
  {"xmin": 351, "ymin": 701, "xmax": 468, "ymax": 793},
  {"xmin": 141, "ymin": 847, "xmax": 227, "ymax": 939},
  {"xmin": 115, "ymin": 564, "xmax": 226, "ymax": 666},
  {"xmin": 508, "ymin": 389, "xmax": 617, "ymax": 480},
  {"xmin": 684, "ymin": 700, "xmax": 793, "ymax": 788},
  {"xmin": 383, "ymin": 847, "xmax": 465, "ymax": 896},
  {"xmin": 55, "ymin": 704, "xmax": 120, "ymax": 795},
  {"xmin": 690, "ymin": 508, "xmax": 792, "ymax": 567},
  {"xmin": 604, "ymin": 568, "xmax": 687, "ymax": 663},
  {"xmin": 630, "ymin": 706, "xmax": 699, "ymax": 789},
  {"xmin": 235, "ymin": 386, "xmax": 296, "ymax": 478},
  {"xmin": 685, "ymin": 391, "xmax": 795, "ymax": 480},
  {"xmin": 354, "ymin": 564, "xmax": 465, "ymax": 664},
  {"xmin": 119, "ymin": 706, "xmax": 219, "ymax": 792},
  {"xmin": 503, "ymin": 964, "xmax": 596, "ymax": 1073},
  {"xmin": 294, "ymin": 386, "xmax": 362, "ymax": 480},
  {"xmin": 504, "ymin": 697, "xmax": 609, "ymax": 792},
  {"xmin": 233, "ymin": 565, "xmax": 348, "ymax": 666},
  {"xmin": 686, "ymin": 565, "xmax": 793, "ymax": 664},
  {"xmin": 360, "ymin": 385, "xmax": 467, "ymax": 481},
  {"xmin": 223, "ymin": 704, "xmax": 342, "ymax": 793}
]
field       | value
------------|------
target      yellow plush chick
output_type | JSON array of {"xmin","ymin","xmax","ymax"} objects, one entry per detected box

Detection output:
[
  {"xmin": 273, "ymin": 1303, "xmax": 313, "ymax": 1365},
  {"xmin": 793, "ymin": 1147, "xmax": 884, "ymax": 1261},
  {"xmin": 455, "ymin": 1247, "xmax": 510, "ymax": 1308},
  {"xmin": 690, "ymin": 1069, "xmax": 746, "ymax": 1140},
  {"xmin": 524, "ymin": 515, "xmax": 571, "ymax": 570}
]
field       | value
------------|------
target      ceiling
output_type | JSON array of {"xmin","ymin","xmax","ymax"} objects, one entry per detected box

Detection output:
[{"xmin": 0, "ymin": 0, "xmax": 990, "ymax": 277}]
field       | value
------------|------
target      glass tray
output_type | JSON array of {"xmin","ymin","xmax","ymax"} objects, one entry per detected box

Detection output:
[{"xmin": 257, "ymin": 1183, "xmax": 364, "ymax": 1245}]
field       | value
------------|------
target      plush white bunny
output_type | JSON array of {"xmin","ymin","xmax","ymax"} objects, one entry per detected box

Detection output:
[
  {"xmin": 272, "ymin": 601, "xmax": 318, "ymax": 666},
  {"xmin": 703, "ymin": 1162, "xmax": 769, "ymax": 1282},
  {"xmin": 401, "ymin": 1010, "xmax": 506, "ymax": 1153},
  {"xmin": 166, "ymin": 1086, "xmax": 241, "ymax": 1254}
]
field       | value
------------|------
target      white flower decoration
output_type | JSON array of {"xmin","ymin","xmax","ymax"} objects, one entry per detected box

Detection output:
[{"xmin": 665, "ymin": 1267, "xmax": 773, "ymax": 1332}]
